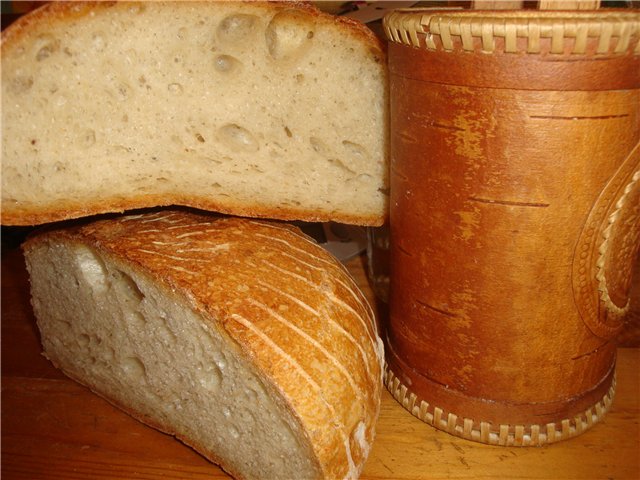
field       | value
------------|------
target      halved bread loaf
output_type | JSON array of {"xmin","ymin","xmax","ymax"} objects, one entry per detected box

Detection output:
[
  {"xmin": 2, "ymin": 1, "xmax": 388, "ymax": 226},
  {"xmin": 22, "ymin": 210, "xmax": 384, "ymax": 480}
]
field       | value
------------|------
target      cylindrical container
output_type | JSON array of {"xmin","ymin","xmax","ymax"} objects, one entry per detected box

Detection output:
[
  {"xmin": 367, "ymin": 224, "xmax": 391, "ymax": 303},
  {"xmin": 383, "ymin": 9, "xmax": 640, "ymax": 446}
]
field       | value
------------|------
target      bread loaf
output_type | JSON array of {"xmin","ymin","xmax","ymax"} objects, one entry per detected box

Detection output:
[
  {"xmin": 22, "ymin": 210, "xmax": 384, "ymax": 480},
  {"xmin": 2, "ymin": 1, "xmax": 388, "ymax": 226}
]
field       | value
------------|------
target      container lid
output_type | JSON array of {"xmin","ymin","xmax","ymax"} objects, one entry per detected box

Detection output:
[{"xmin": 383, "ymin": 9, "xmax": 640, "ymax": 56}]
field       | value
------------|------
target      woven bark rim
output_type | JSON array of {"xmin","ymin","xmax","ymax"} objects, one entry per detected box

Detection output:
[
  {"xmin": 383, "ymin": 9, "xmax": 640, "ymax": 55},
  {"xmin": 384, "ymin": 366, "xmax": 616, "ymax": 446}
]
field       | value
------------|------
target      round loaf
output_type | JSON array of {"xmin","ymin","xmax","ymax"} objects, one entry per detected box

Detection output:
[{"xmin": 23, "ymin": 210, "xmax": 385, "ymax": 479}]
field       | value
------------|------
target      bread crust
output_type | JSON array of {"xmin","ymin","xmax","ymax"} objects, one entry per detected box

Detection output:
[
  {"xmin": 1, "ymin": 1, "xmax": 388, "ymax": 227},
  {"xmin": 1, "ymin": 1, "xmax": 386, "ymax": 59},
  {"xmin": 23, "ymin": 210, "xmax": 384, "ymax": 479},
  {"xmin": 1, "ymin": 193, "xmax": 384, "ymax": 227}
]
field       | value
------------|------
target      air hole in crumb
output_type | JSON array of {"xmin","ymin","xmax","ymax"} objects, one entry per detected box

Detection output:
[
  {"xmin": 328, "ymin": 158, "xmax": 356, "ymax": 175},
  {"xmin": 342, "ymin": 140, "xmax": 369, "ymax": 161},
  {"xmin": 195, "ymin": 133, "xmax": 205, "ymax": 143},
  {"xmin": 265, "ymin": 9, "xmax": 315, "ymax": 61},
  {"xmin": 218, "ymin": 123, "xmax": 259, "ymax": 153},
  {"xmin": 122, "ymin": 356, "xmax": 146, "ymax": 381},
  {"xmin": 239, "ymin": 409, "xmax": 256, "ymax": 423},
  {"xmin": 92, "ymin": 33, "xmax": 106, "ymax": 52},
  {"xmin": 79, "ymin": 130, "xmax": 96, "ymax": 148},
  {"xmin": 159, "ymin": 323, "xmax": 176, "ymax": 342},
  {"xmin": 215, "ymin": 355, "xmax": 227, "ymax": 371},
  {"xmin": 78, "ymin": 334, "xmax": 90, "ymax": 347},
  {"xmin": 244, "ymin": 387, "xmax": 258, "ymax": 401},
  {"xmin": 168, "ymin": 83, "xmax": 183, "ymax": 95},
  {"xmin": 76, "ymin": 246, "xmax": 108, "ymax": 293},
  {"xmin": 127, "ymin": 311, "xmax": 146, "ymax": 329},
  {"xmin": 53, "ymin": 94, "xmax": 67, "ymax": 107},
  {"xmin": 115, "ymin": 83, "xmax": 131, "ymax": 99},
  {"xmin": 157, "ymin": 314, "xmax": 176, "ymax": 343},
  {"xmin": 114, "ymin": 82, "xmax": 131, "ymax": 101},
  {"xmin": 348, "ymin": 173, "xmax": 373, "ymax": 183},
  {"xmin": 214, "ymin": 54, "xmax": 241, "ymax": 73},
  {"xmin": 8, "ymin": 75, "xmax": 34, "ymax": 94},
  {"xmin": 112, "ymin": 270, "xmax": 144, "ymax": 305},
  {"xmin": 217, "ymin": 14, "xmax": 259, "ymax": 44},
  {"xmin": 309, "ymin": 137, "xmax": 329, "ymax": 157},
  {"xmin": 196, "ymin": 365, "xmax": 223, "ymax": 392},
  {"xmin": 284, "ymin": 126, "xmax": 292, "ymax": 138},
  {"xmin": 34, "ymin": 34, "xmax": 59, "ymax": 61},
  {"xmin": 59, "ymin": 320, "xmax": 72, "ymax": 330}
]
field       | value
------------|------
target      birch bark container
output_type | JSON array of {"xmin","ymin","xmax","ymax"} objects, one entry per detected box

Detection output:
[{"xmin": 383, "ymin": 9, "xmax": 640, "ymax": 446}]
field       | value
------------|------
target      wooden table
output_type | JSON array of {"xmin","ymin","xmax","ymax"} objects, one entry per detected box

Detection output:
[{"xmin": 2, "ymin": 236, "xmax": 639, "ymax": 480}]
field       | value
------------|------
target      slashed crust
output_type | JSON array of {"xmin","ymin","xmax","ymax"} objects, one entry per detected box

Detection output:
[{"xmin": 24, "ymin": 210, "xmax": 384, "ymax": 479}]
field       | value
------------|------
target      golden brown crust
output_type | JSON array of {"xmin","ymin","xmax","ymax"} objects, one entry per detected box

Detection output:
[
  {"xmin": 24, "ymin": 210, "xmax": 384, "ymax": 479},
  {"xmin": 2, "ymin": 2, "xmax": 111, "ymax": 48},
  {"xmin": 2, "ymin": 1, "xmax": 385, "ymax": 55},
  {"xmin": 2, "ymin": 193, "xmax": 385, "ymax": 227}
]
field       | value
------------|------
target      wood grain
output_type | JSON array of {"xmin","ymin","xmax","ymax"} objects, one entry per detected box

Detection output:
[
  {"xmin": 471, "ymin": 1, "xmax": 524, "ymax": 9},
  {"xmin": 538, "ymin": 1, "xmax": 601, "ymax": 9},
  {"xmin": 2, "ymin": 241, "xmax": 639, "ymax": 480}
]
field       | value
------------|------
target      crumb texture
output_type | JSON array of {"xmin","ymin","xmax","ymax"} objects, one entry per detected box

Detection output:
[{"xmin": 2, "ymin": 2, "xmax": 388, "ymax": 226}]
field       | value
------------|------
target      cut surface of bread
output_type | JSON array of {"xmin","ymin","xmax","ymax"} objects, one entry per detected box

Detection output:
[
  {"xmin": 2, "ymin": 1, "xmax": 388, "ymax": 226},
  {"xmin": 23, "ymin": 210, "xmax": 384, "ymax": 480}
]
